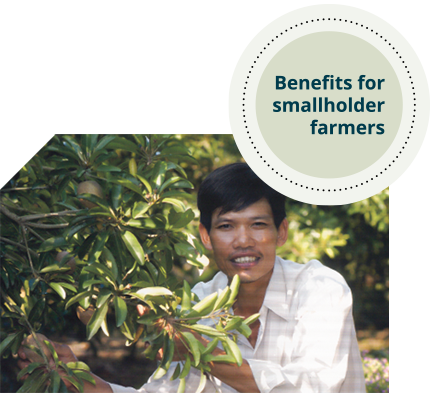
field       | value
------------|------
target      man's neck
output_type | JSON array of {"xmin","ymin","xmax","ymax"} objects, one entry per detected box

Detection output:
[{"xmin": 233, "ymin": 269, "xmax": 273, "ymax": 318}]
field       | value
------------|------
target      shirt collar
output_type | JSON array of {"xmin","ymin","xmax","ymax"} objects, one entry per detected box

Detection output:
[{"xmin": 261, "ymin": 256, "xmax": 290, "ymax": 321}]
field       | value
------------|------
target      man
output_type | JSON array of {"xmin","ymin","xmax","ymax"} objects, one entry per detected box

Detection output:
[{"xmin": 19, "ymin": 163, "xmax": 366, "ymax": 392}]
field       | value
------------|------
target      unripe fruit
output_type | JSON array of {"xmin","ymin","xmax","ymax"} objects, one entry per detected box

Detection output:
[
  {"xmin": 129, "ymin": 158, "xmax": 137, "ymax": 176},
  {"xmin": 77, "ymin": 181, "xmax": 104, "ymax": 208},
  {"xmin": 22, "ymin": 333, "xmax": 52, "ymax": 363},
  {"xmin": 76, "ymin": 305, "xmax": 95, "ymax": 325},
  {"xmin": 55, "ymin": 251, "xmax": 76, "ymax": 273}
]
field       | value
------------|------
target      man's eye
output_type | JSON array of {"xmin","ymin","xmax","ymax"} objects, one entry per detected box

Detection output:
[
  {"xmin": 253, "ymin": 222, "xmax": 267, "ymax": 227},
  {"xmin": 217, "ymin": 224, "xmax": 231, "ymax": 229}
]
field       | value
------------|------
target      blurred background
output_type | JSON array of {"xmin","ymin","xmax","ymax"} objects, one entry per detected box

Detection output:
[{"xmin": 1, "ymin": 135, "xmax": 388, "ymax": 392}]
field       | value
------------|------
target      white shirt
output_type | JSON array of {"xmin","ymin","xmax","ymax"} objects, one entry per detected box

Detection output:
[{"xmin": 110, "ymin": 258, "xmax": 366, "ymax": 393}]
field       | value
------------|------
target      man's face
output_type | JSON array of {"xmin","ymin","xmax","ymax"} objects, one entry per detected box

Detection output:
[{"xmin": 199, "ymin": 199, "xmax": 288, "ymax": 286}]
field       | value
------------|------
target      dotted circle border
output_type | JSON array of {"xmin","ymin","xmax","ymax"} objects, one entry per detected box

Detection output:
[{"xmin": 242, "ymin": 18, "xmax": 416, "ymax": 192}]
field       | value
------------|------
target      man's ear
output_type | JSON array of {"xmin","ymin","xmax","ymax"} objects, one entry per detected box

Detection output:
[
  {"xmin": 277, "ymin": 218, "xmax": 288, "ymax": 247},
  {"xmin": 199, "ymin": 223, "xmax": 213, "ymax": 251}
]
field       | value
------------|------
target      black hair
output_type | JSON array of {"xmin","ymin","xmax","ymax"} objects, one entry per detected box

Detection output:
[{"xmin": 197, "ymin": 163, "xmax": 286, "ymax": 233}]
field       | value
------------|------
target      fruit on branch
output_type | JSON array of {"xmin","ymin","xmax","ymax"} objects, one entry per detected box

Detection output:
[
  {"xmin": 55, "ymin": 251, "xmax": 77, "ymax": 273},
  {"xmin": 76, "ymin": 305, "xmax": 95, "ymax": 325},
  {"xmin": 77, "ymin": 181, "xmax": 104, "ymax": 208}
]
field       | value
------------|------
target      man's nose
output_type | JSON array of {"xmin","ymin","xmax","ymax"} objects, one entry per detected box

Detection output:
[{"xmin": 233, "ymin": 227, "xmax": 255, "ymax": 248}]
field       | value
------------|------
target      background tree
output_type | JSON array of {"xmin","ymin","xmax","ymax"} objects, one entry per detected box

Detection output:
[{"xmin": 1, "ymin": 135, "xmax": 253, "ymax": 392}]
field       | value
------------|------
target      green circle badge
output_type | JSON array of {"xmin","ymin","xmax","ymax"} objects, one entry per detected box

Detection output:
[{"xmin": 230, "ymin": 5, "xmax": 429, "ymax": 205}]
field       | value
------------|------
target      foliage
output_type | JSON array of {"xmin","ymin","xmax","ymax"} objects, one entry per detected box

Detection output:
[
  {"xmin": 362, "ymin": 350, "xmax": 389, "ymax": 393},
  {"xmin": 0, "ymin": 135, "xmax": 253, "ymax": 393}
]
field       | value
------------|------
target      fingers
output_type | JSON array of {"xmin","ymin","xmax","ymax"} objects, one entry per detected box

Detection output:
[
  {"xmin": 18, "ymin": 345, "xmax": 27, "ymax": 360},
  {"xmin": 17, "ymin": 359, "xmax": 31, "ymax": 372},
  {"xmin": 137, "ymin": 304, "xmax": 150, "ymax": 317},
  {"xmin": 53, "ymin": 342, "xmax": 79, "ymax": 363}
]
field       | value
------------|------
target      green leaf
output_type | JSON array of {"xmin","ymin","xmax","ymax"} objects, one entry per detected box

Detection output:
[
  {"xmin": 202, "ymin": 353, "xmax": 236, "ymax": 364},
  {"xmin": 105, "ymin": 136, "xmax": 139, "ymax": 153},
  {"xmin": 236, "ymin": 321, "xmax": 252, "ymax": 338},
  {"xmin": 180, "ymin": 332, "xmax": 200, "ymax": 367},
  {"xmin": 200, "ymin": 338, "xmax": 219, "ymax": 356},
  {"xmin": 17, "ymin": 362, "xmax": 42, "ymax": 381},
  {"xmin": 63, "ymin": 135, "xmax": 86, "ymax": 163},
  {"xmin": 177, "ymin": 377, "xmax": 186, "ymax": 393},
  {"xmin": 159, "ymin": 176, "xmax": 186, "ymax": 193},
  {"xmin": 162, "ymin": 197, "xmax": 186, "ymax": 210},
  {"xmin": 110, "ymin": 184, "xmax": 123, "ymax": 210},
  {"xmin": 213, "ymin": 287, "xmax": 231, "ymax": 311},
  {"xmin": 57, "ymin": 282, "xmax": 77, "ymax": 293},
  {"xmin": 39, "ymin": 264, "xmax": 68, "ymax": 274},
  {"xmin": 101, "ymin": 247, "xmax": 118, "ymax": 281},
  {"xmin": 179, "ymin": 355, "xmax": 191, "ymax": 379},
  {"xmin": 38, "ymin": 237, "xmax": 68, "ymax": 253},
  {"xmin": 132, "ymin": 286, "xmax": 173, "ymax": 300},
  {"xmin": 86, "ymin": 301, "xmax": 109, "ymax": 340},
  {"xmin": 113, "ymin": 296, "xmax": 127, "ymax": 327},
  {"xmin": 191, "ymin": 292, "xmax": 218, "ymax": 315},
  {"xmin": 170, "ymin": 363, "xmax": 182, "ymax": 381},
  {"xmin": 49, "ymin": 282, "xmax": 66, "ymax": 299},
  {"xmin": 96, "ymin": 288, "xmax": 112, "ymax": 308},
  {"xmin": 196, "ymin": 370, "xmax": 207, "ymax": 393},
  {"xmin": 121, "ymin": 231, "xmax": 145, "ymax": 265},
  {"xmin": 72, "ymin": 370, "xmax": 96, "ymax": 385},
  {"xmin": 64, "ymin": 221, "xmax": 94, "ymax": 241},
  {"xmin": 82, "ymin": 134, "xmax": 98, "ymax": 156},
  {"xmin": 243, "ymin": 313, "xmax": 260, "ymax": 326},
  {"xmin": 87, "ymin": 231, "xmax": 110, "ymax": 264},
  {"xmin": 136, "ymin": 175, "xmax": 152, "ymax": 194},
  {"xmin": 0, "ymin": 332, "xmax": 20, "ymax": 357},
  {"xmin": 223, "ymin": 316, "xmax": 243, "ymax": 332},
  {"xmin": 49, "ymin": 370, "xmax": 61, "ymax": 393},
  {"xmin": 222, "ymin": 339, "xmax": 243, "ymax": 367},
  {"xmin": 93, "ymin": 135, "xmax": 117, "ymax": 153},
  {"xmin": 132, "ymin": 201, "xmax": 151, "ymax": 219},
  {"xmin": 153, "ymin": 334, "xmax": 174, "ymax": 380},
  {"xmin": 62, "ymin": 375, "xmax": 83, "ymax": 393},
  {"xmin": 65, "ymin": 290, "xmax": 94, "ymax": 310},
  {"xmin": 77, "ymin": 193, "xmax": 111, "ymax": 211},
  {"xmin": 110, "ymin": 178, "xmax": 143, "ymax": 197},
  {"xmin": 185, "ymin": 324, "xmax": 226, "ymax": 338},
  {"xmin": 94, "ymin": 164, "xmax": 121, "ymax": 172},
  {"xmin": 226, "ymin": 275, "xmax": 240, "ymax": 309},
  {"xmin": 181, "ymin": 281, "xmax": 191, "ymax": 312},
  {"xmin": 151, "ymin": 161, "xmax": 167, "ymax": 187},
  {"xmin": 66, "ymin": 361, "xmax": 91, "ymax": 371}
]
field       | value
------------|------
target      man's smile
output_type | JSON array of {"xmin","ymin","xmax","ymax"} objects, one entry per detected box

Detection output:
[
  {"xmin": 232, "ymin": 256, "xmax": 259, "ymax": 264},
  {"xmin": 230, "ymin": 252, "xmax": 262, "ymax": 266}
]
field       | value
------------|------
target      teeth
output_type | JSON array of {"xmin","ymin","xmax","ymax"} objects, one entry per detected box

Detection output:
[{"xmin": 233, "ymin": 256, "xmax": 257, "ymax": 264}]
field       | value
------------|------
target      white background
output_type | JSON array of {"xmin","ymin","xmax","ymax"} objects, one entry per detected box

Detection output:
[{"xmin": 1, "ymin": 1, "xmax": 431, "ymax": 391}]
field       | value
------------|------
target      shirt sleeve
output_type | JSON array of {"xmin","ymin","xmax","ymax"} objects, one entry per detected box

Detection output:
[{"xmin": 246, "ymin": 270, "xmax": 366, "ymax": 393}]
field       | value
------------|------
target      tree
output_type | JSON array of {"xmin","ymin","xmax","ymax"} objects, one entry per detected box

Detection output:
[{"xmin": 1, "ymin": 135, "xmax": 255, "ymax": 393}]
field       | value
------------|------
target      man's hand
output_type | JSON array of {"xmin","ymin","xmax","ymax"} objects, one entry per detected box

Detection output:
[
  {"xmin": 17, "ymin": 335, "xmax": 81, "ymax": 391},
  {"xmin": 136, "ymin": 304, "xmax": 211, "ymax": 362}
]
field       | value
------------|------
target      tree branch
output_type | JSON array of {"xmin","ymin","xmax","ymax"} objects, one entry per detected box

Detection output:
[
  {"xmin": 25, "ymin": 222, "xmax": 69, "ymax": 229},
  {"xmin": 20, "ymin": 210, "xmax": 84, "ymax": 222},
  {"xmin": 0, "ymin": 204, "xmax": 70, "ymax": 228},
  {"xmin": 1, "ymin": 186, "xmax": 49, "ymax": 192},
  {"xmin": 21, "ymin": 225, "xmax": 38, "ymax": 279},
  {"xmin": 0, "ymin": 236, "xmax": 39, "ymax": 258}
]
